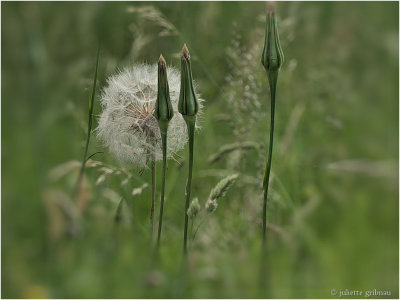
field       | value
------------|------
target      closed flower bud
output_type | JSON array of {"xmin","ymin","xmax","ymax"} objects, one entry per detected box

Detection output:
[
  {"xmin": 261, "ymin": 8, "xmax": 284, "ymax": 73},
  {"xmin": 154, "ymin": 54, "xmax": 174, "ymax": 133},
  {"xmin": 178, "ymin": 44, "xmax": 199, "ymax": 117}
]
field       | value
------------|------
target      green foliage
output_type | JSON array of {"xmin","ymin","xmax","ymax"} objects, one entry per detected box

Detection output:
[
  {"xmin": 2, "ymin": 2, "xmax": 399, "ymax": 299},
  {"xmin": 75, "ymin": 46, "xmax": 100, "ymax": 196}
]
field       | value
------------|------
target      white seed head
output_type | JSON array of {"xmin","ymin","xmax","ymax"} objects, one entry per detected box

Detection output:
[{"xmin": 97, "ymin": 63, "xmax": 202, "ymax": 168}]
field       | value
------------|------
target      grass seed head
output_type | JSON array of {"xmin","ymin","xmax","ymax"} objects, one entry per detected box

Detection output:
[
  {"xmin": 209, "ymin": 174, "xmax": 239, "ymax": 201},
  {"xmin": 187, "ymin": 197, "xmax": 200, "ymax": 219},
  {"xmin": 206, "ymin": 174, "xmax": 239, "ymax": 214},
  {"xmin": 205, "ymin": 199, "xmax": 218, "ymax": 214}
]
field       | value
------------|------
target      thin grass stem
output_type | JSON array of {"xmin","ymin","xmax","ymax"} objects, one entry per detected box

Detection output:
[{"xmin": 75, "ymin": 46, "xmax": 100, "ymax": 198}]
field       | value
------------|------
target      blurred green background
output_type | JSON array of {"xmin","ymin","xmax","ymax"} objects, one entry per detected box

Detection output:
[{"xmin": 2, "ymin": 1, "xmax": 399, "ymax": 298}]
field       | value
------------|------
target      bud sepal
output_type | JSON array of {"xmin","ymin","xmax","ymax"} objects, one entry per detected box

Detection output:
[
  {"xmin": 154, "ymin": 54, "xmax": 174, "ymax": 134},
  {"xmin": 261, "ymin": 10, "xmax": 284, "ymax": 74},
  {"xmin": 178, "ymin": 44, "xmax": 199, "ymax": 117}
]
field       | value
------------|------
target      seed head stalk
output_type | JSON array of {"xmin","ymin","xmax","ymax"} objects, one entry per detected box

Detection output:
[
  {"xmin": 145, "ymin": 132, "xmax": 157, "ymax": 242},
  {"xmin": 150, "ymin": 159, "xmax": 156, "ymax": 241}
]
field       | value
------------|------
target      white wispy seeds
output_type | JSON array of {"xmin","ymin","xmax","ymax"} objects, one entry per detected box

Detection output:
[{"xmin": 97, "ymin": 63, "xmax": 202, "ymax": 168}]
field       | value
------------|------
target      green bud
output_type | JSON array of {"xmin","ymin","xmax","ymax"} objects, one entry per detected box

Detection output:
[
  {"xmin": 178, "ymin": 44, "xmax": 199, "ymax": 117},
  {"xmin": 261, "ymin": 9, "xmax": 284, "ymax": 74},
  {"xmin": 154, "ymin": 54, "xmax": 174, "ymax": 133}
]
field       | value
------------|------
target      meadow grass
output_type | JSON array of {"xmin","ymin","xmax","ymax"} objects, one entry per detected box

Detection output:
[
  {"xmin": 75, "ymin": 46, "xmax": 100, "ymax": 198},
  {"xmin": 2, "ymin": 2, "xmax": 399, "ymax": 298}
]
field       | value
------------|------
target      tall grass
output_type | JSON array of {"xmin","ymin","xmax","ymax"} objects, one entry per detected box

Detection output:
[
  {"xmin": 3, "ymin": 2, "xmax": 398, "ymax": 298},
  {"xmin": 75, "ymin": 46, "xmax": 100, "ymax": 198}
]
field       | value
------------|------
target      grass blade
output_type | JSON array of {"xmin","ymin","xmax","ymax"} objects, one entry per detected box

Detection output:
[{"xmin": 75, "ymin": 45, "xmax": 100, "ymax": 198}]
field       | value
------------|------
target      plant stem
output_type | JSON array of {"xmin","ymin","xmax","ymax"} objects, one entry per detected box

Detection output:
[
  {"xmin": 192, "ymin": 215, "xmax": 207, "ymax": 241},
  {"xmin": 75, "ymin": 125, "xmax": 91, "ymax": 196},
  {"xmin": 262, "ymin": 74, "xmax": 277, "ymax": 246},
  {"xmin": 150, "ymin": 160, "xmax": 156, "ymax": 241},
  {"xmin": 75, "ymin": 46, "xmax": 100, "ymax": 198},
  {"xmin": 157, "ymin": 131, "xmax": 168, "ymax": 247},
  {"xmin": 183, "ymin": 117, "xmax": 195, "ymax": 255}
]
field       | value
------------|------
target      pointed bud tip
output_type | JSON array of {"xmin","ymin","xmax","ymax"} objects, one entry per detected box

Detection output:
[
  {"xmin": 181, "ymin": 44, "xmax": 190, "ymax": 60},
  {"xmin": 158, "ymin": 54, "xmax": 166, "ymax": 67},
  {"xmin": 261, "ymin": 2, "xmax": 284, "ymax": 72},
  {"xmin": 178, "ymin": 43, "xmax": 199, "ymax": 117},
  {"xmin": 155, "ymin": 53, "xmax": 174, "ymax": 123},
  {"xmin": 267, "ymin": 1, "xmax": 276, "ymax": 13}
]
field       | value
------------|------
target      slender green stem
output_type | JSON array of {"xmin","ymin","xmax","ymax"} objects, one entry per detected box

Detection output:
[
  {"xmin": 262, "ymin": 75, "xmax": 277, "ymax": 246},
  {"xmin": 75, "ymin": 46, "xmax": 100, "ymax": 198},
  {"xmin": 150, "ymin": 160, "xmax": 156, "ymax": 241},
  {"xmin": 183, "ymin": 118, "xmax": 195, "ymax": 254},
  {"xmin": 157, "ymin": 131, "xmax": 168, "ymax": 247},
  {"xmin": 76, "ymin": 125, "xmax": 91, "ymax": 195}
]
